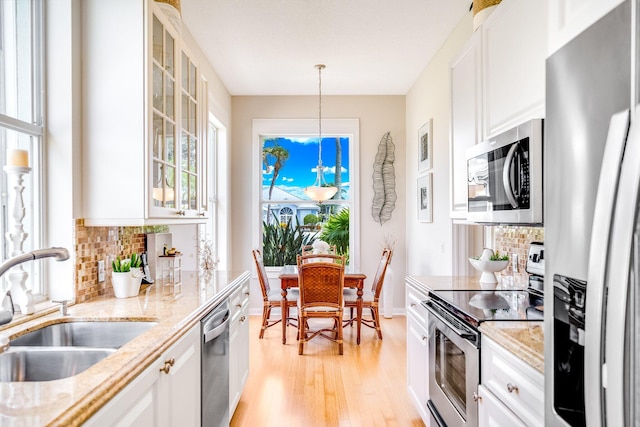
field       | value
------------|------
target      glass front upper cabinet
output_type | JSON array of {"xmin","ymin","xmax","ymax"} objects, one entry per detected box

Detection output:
[{"xmin": 150, "ymin": 10, "xmax": 206, "ymax": 219}]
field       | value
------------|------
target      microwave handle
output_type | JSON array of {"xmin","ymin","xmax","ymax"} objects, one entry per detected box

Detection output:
[{"xmin": 502, "ymin": 143, "xmax": 519, "ymax": 208}]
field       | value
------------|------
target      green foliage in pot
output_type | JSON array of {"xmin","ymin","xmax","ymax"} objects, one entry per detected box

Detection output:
[
  {"xmin": 262, "ymin": 217, "xmax": 317, "ymax": 266},
  {"xmin": 112, "ymin": 253, "xmax": 142, "ymax": 273},
  {"xmin": 320, "ymin": 208, "xmax": 350, "ymax": 261},
  {"xmin": 112, "ymin": 256, "xmax": 132, "ymax": 273},
  {"xmin": 130, "ymin": 253, "xmax": 142, "ymax": 269}
]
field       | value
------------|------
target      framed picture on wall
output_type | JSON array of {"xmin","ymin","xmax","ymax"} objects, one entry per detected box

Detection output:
[
  {"xmin": 418, "ymin": 119, "xmax": 433, "ymax": 172},
  {"xmin": 418, "ymin": 174, "xmax": 432, "ymax": 222}
]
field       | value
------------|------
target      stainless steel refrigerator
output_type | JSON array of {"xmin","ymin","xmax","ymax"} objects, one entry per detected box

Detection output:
[{"xmin": 545, "ymin": 1, "xmax": 639, "ymax": 426}]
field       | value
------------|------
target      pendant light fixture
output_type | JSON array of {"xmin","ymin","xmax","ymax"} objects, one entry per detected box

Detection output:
[{"xmin": 304, "ymin": 64, "xmax": 338, "ymax": 203}]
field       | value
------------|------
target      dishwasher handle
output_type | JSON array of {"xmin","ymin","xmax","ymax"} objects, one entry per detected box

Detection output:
[{"xmin": 203, "ymin": 308, "xmax": 230, "ymax": 343}]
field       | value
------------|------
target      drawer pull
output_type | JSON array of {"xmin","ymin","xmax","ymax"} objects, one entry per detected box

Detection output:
[
  {"xmin": 473, "ymin": 392, "xmax": 482, "ymax": 402},
  {"xmin": 507, "ymin": 383, "xmax": 518, "ymax": 393},
  {"xmin": 410, "ymin": 303, "xmax": 416, "ymax": 307},
  {"xmin": 421, "ymin": 335, "xmax": 428, "ymax": 341},
  {"xmin": 240, "ymin": 316, "xmax": 246, "ymax": 323},
  {"xmin": 236, "ymin": 303, "xmax": 242, "ymax": 308},
  {"xmin": 159, "ymin": 358, "xmax": 175, "ymax": 374}
]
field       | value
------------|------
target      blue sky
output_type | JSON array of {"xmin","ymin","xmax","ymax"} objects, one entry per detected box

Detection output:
[{"xmin": 262, "ymin": 137, "xmax": 350, "ymax": 199}]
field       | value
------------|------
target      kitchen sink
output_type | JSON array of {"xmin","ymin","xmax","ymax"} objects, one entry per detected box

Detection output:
[
  {"xmin": 10, "ymin": 321, "xmax": 157, "ymax": 349},
  {"xmin": 0, "ymin": 347, "xmax": 116, "ymax": 382}
]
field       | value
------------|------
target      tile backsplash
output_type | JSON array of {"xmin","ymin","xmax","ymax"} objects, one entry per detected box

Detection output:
[
  {"xmin": 73, "ymin": 219, "xmax": 168, "ymax": 303},
  {"xmin": 493, "ymin": 226, "xmax": 544, "ymax": 283}
]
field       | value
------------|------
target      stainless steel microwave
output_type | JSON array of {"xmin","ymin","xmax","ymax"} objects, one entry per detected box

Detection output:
[{"xmin": 466, "ymin": 119, "xmax": 543, "ymax": 224}]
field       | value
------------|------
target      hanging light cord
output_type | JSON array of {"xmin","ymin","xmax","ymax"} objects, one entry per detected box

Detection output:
[{"xmin": 316, "ymin": 64, "xmax": 325, "ymax": 170}]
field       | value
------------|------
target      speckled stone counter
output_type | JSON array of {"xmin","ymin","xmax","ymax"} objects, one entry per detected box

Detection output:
[
  {"xmin": 0, "ymin": 270, "xmax": 250, "ymax": 427},
  {"xmin": 406, "ymin": 275, "xmax": 544, "ymax": 372},
  {"xmin": 479, "ymin": 321, "xmax": 544, "ymax": 373}
]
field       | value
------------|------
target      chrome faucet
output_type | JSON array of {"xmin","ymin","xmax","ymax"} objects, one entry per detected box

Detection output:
[
  {"xmin": 0, "ymin": 247, "xmax": 70, "ymax": 354},
  {"xmin": 0, "ymin": 247, "xmax": 69, "ymax": 278}
]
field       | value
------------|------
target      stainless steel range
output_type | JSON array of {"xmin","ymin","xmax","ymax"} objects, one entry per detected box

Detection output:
[{"xmin": 423, "ymin": 287, "xmax": 542, "ymax": 427}]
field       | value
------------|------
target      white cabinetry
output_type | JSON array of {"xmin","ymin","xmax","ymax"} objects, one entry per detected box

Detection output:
[
  {"xmin": 548, "ymin": 0, "xmax": 625, "ymax": 56},
  {"xmin": 477, "ymin": 384, "xmax": 526, "ymax": 427},
  {"xmin": 82, "ymin": 0, "xmax": 208, "ymax": 226},
  {"xmin": 86, "ymin": 324, "xmax": 201, "ymax": 427},
  {"xmin": 480, "ymin": 336, "xmax": 544, "ymax": 427},
  {"xmin": 482, "ymin": 0, "xmax": 547, "ymax": 138},
  {"xmin": 229, "ymin": 279, "xmax": 250, "ymax": 416},
  {"xmin": 406, "ymin": 281, "xmax": 430, "ymax": 424},
  {"xmin": 449, "ymin": 30, "xmax": 482, "ymax": 219}
]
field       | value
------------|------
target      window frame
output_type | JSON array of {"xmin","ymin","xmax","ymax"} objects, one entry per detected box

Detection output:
[
  {"xmin": 0, "ymin": 0, "xmax": 45, "ymax": 298},
  {"xmin": 252, "ymin": 118, "xmax": 360, "ymax": 270}
]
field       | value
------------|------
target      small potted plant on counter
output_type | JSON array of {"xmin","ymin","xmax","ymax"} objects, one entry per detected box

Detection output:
[
  {"xmin": 468, "ymin": 248, "xmax": 509, "ymax": 287},
  {"xmin": 112, "ymin": 254, "xmax": 145, "ymax": 298}
]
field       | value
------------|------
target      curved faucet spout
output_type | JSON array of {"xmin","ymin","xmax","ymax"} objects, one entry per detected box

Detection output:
[{"xmin": 0, "ymin": 247, "xmax": 69, "ymax": 278}]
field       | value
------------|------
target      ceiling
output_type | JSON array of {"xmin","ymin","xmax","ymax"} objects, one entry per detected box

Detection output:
[{"xmin": 181, "ymin": 0, "xmax": 471, "ymax": 96}]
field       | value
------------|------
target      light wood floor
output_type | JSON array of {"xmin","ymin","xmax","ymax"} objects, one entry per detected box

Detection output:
[{"xmin": 231, "ymin": 315, "xmax": 425, "ymax": 427}]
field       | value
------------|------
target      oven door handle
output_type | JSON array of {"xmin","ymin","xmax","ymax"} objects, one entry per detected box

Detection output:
[
  {"xmin": 502, "ymin": 142, "xmax": 520, "ymax": 208},
  {"xmin": 424, "ymin": 302, "xmax": 477, "ymax": 341}
]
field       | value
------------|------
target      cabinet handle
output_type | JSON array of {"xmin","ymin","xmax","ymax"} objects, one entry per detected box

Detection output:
[
  {"xmin": 159, "ymin": 358, "xmax": 175, "ymax": 374},
  {"xmin": 421, "ymin": 335, "xmax": 428, "ymax": 341},
  {"xmin": 236, "ymin": 303, "xmax": 242, "ymax": 308},
  {"xmin": 473, "ymin": 392, "xmax": 482, "ymax": 402},
  {"xmin": 506, "ymin": 383, "xmax": 518, "ymax": 393},
  {"xmin": 244, "ymin": 291, "xmax": 250, "ymax": 296},
  {"xmin": 176, "ymin": 210, "xmax": 186, "ymax": 216},
  {"xmin": 240, "ymin": 315, "xmax": 246, "ymax": 323},
  {"xmin": 198, "ymin": 212, "xmax": 206, "ymax": 217},
  {"xmin": 410, "ymin": 303, "xmax": 416, "ymax": 307}
]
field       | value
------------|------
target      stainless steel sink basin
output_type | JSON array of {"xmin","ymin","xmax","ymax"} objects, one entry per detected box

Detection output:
[
  {"xmin": 0, "ymin": 347, "xmax": 115, "ymax": 382},
  {"xmin": 11, "ymin": 321, "xmax": 157, "ymax": 349}
]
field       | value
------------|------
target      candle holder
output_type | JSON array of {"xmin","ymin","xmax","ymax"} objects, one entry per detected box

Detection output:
[{"xmin": 4, "ymin": 165, "xmax": 35, "ymax": 314}]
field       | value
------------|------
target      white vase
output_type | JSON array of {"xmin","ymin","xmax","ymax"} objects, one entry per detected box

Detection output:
[{"xmin": 112, "ymin": 269, "xmax": 143, "ymax": 298}]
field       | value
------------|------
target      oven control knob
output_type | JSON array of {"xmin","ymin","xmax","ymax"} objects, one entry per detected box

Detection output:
[{"xmin": 507, "ymin": 383, "xmax": 519, "ymax": 393}]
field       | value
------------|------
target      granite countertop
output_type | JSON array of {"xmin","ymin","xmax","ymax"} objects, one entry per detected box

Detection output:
[
  {"xmin": 0, "ymin": 270, "xmax": 250, "ymax": 427},
  {"xmin": 479, "ymin": 321, "xmax": 544, "ymax": 373},
  {"xmin": 406, "ymin": 275, "xmax": 544, "ymax": 373}
]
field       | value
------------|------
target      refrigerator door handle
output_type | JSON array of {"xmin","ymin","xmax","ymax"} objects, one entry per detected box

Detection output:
[
  {"xmin": 585, "ymin": 109, "xmax": 630, "ymax": 427},
  {"xmin": 600, "ymin": 107, "xmax": 640, "ymax": 427},
  {"xmin": 502, "ymin": 142, "xmax": 520, "ymax": 208}
]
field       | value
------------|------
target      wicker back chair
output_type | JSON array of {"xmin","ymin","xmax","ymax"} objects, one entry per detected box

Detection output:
[
  {"xmin": 296, "ymin": 254, "xmax": 346, "ymax": 355},
  {"xmin": 252, "ymin": 249, "xmax": 298, "ymax": 339},
  {"xmin": 344, "ymin": 248, "xmax": 393, "ymax": 340}
]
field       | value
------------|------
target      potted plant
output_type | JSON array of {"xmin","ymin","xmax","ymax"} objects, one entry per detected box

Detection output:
[{"xmin": 112, "ymin": 254, "xmax": 145, "ymax": 298}]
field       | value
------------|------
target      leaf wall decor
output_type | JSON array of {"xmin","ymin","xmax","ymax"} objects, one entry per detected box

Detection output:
[{"xmin": 371, "ymin": 131, "xmax": 397, "ymax": 225}]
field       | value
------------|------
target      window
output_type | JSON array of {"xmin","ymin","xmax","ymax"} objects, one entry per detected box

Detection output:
[
  {"xmin": 253, "ymin": 119, "xmax": 359, "ymax": 268},
  {"xmin": 0, "ymin": 0, "xmax": 44, "ymax": 296}
]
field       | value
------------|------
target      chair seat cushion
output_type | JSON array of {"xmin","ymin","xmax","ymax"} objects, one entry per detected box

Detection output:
[
  {"xmin": 267, "ymin": 288, "xmax": 299, "ymax": 302},
  {"xmin": 344, "ymin": 289, "xmax": 374, "ymax": 303}
]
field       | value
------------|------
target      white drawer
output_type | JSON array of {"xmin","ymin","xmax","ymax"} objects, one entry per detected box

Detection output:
[
  {"xmin": 406, "ymin": 282, "xmax": 429, "ymax": 327},
  {"xmin": 481, "ymin": 336, "xmax": 544, "ymax": 427},
  {"xmin": 230, "ymin": 281, "xmax": 250, "ymax": 319}
]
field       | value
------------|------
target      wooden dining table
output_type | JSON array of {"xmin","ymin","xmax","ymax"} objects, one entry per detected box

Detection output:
[{"xmin": 278, "ymin": 264, "xmax": 367, "ymax": 345}]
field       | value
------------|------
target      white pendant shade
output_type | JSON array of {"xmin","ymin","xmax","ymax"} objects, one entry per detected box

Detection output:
[
  {"xmin": 152, "ymin": 186, "xmax": 175, "ymax": 202},
  {"xmin": 304, "ymin": 185, "xmax": 338, "ymax": 202}
]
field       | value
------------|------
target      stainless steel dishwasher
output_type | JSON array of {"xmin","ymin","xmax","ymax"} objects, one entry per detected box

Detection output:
[{"xmin": 201, "ymin": 299, "xmax": 230, "ymax": 427}]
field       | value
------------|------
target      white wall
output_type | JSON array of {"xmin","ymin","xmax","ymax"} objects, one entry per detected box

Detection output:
[
  {"xmin": 405, "ymin": 11, "xmax": 473, "ymax": 276},
  {"xmin": 231, "ymin": 95, "xmax": 407, "ymax": 314}
]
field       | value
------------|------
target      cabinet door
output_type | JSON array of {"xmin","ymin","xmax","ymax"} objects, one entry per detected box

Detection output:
[
  {"xmin": 482, "ymin": 0, "xmax": 546, "ymax": 138},
  {"xmin": 229, "ymin": 281, "xmax": 250, "ymax": 416},
  {"xmin": 157, "ymin": 324, "xmax": 201, "ymax": 427},
  {"xmin": 548, "ymin": 0, "xmax": 625, "ymax": 56},
  {"xmin": 84, "ymin": 363, "xmax": 161, "ymax": 427},
  {"xmin": 477, "ymin": 384, "xmax": 526, "ymax": 427},
  {"xmin": 407, "ymin": 314, "xmax": 430, "ymax": 424},
  {"xmin": 450, "ymin": 30, "xmax": 482, "ymax": 219}
]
